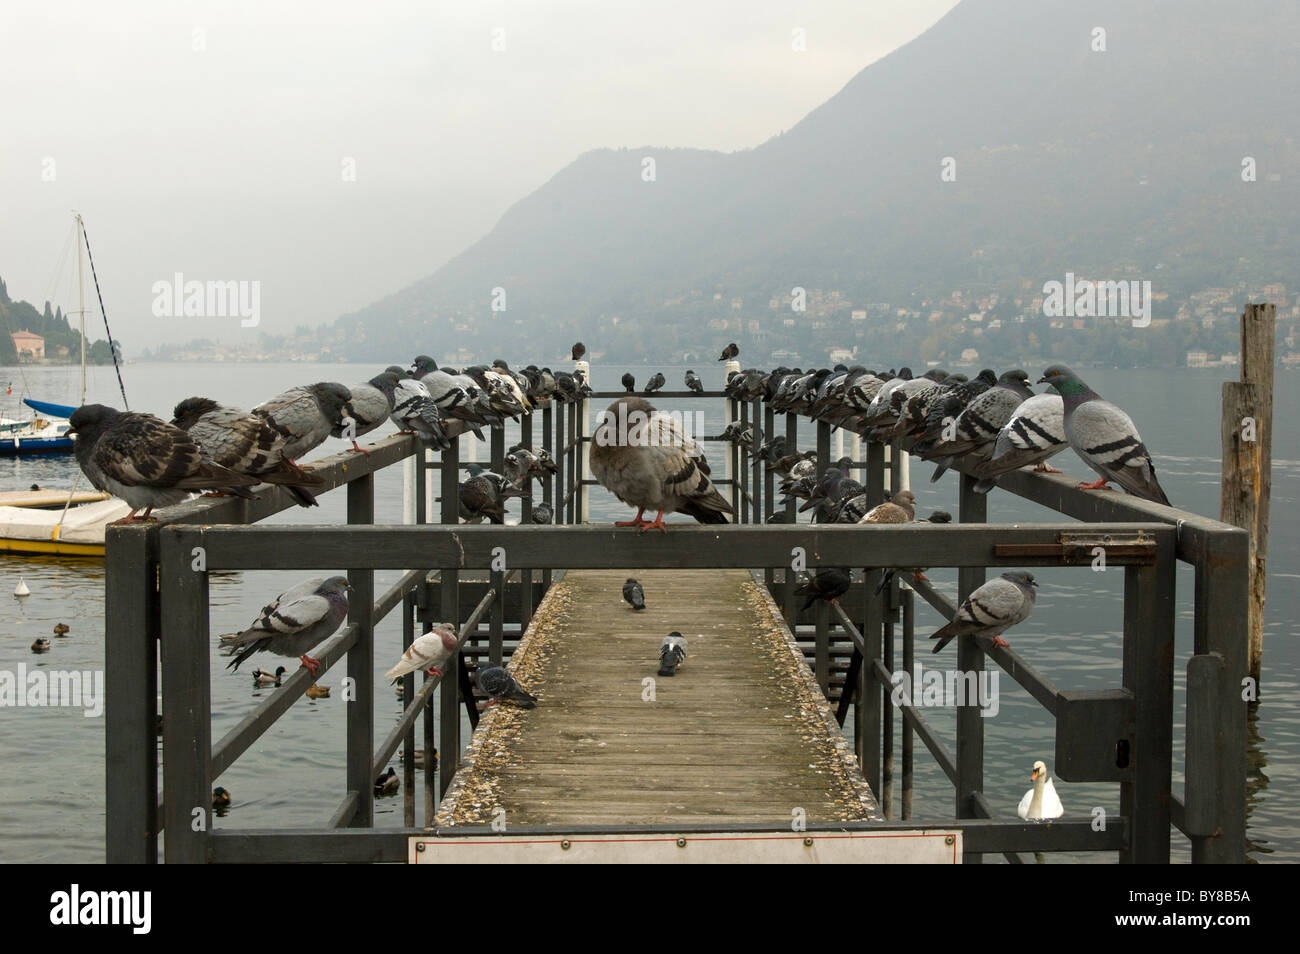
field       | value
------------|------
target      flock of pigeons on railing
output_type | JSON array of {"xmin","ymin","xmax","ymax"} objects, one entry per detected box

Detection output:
[{"xmin": 64, "ymin": 340, "xmax": 1116, "ymax": 819}]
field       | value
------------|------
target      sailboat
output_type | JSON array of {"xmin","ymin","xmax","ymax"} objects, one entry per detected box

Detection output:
[
  {"xmin": 0, "ymin": 213, "xmax": 92, "ymax": 455},
  {"xmin": 0, "ymin": 213, "xmax": 133, "ymax": 554}
]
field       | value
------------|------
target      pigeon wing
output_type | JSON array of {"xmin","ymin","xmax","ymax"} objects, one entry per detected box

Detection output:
[{"xmin": 1069, "ymin": 400, "xmax": 1170, "ymax": 505}]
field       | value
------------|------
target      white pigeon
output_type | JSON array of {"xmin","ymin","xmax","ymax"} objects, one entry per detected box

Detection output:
[
  {"xmin": 1018, "ymin": 760, "xmax": 1065, "ymax": 820},
  {"xmin": 384, "ymin": 623, "xmax": 459, "ymax": 681}
]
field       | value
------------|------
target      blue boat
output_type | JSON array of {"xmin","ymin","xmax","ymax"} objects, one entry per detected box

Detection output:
[{"xmin": 0, "ymin": 399, "xmax": 75, "ymax": 455}]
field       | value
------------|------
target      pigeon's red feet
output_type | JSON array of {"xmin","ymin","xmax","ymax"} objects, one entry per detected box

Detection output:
[
  {"xmin": 615, "ymin": 508, "xmax": 648, "ymax": 528},
  {"xmin": 113, "ymin": 509, "xmax": 157, "ymax": 525},
  {"xmin": 638, "ymin": 511, "xmax": 668, "ymax": 533},
  {"xmin": 1078, "ymin": 477, "xmax": 1110, "ymax": 490},
  {"xmin": 351, "ymin": 441, "xmax": 372, "ymax": 455},
  {"xmin": 1034, "ymin": 463, "xmax": 1063, "ymax": 474},
  {"xmin": 829, "ymin": 597, "xmax": 841, "ymax": 606},
  {"xmin": 992, "ymin": 636, "xmax": 1010, "ymax": 649},
  {"xmin": 426, "ymin": 667, "xmax": 443, "ymax": 677},
  {"xmin": 913, "ymin": 572, "xmax": 930, "ymax": 584},
  {"xmin": 299, "ymin": 654, "xmax": 322, "ymax": 677},
  {"xmin": 199, "ymin": 491, "xmax": 228, "ymax": 498}
]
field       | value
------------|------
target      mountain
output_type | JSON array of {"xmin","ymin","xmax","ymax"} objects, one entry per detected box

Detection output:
[{"xmin": 329, "ymin": 0, "xmax": 1300, "ymax": 363}]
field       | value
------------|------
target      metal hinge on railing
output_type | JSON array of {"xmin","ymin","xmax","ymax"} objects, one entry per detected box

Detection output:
[{"xmin": 994, "ymin": 530, "xmax": 1157, "ymax": 566}]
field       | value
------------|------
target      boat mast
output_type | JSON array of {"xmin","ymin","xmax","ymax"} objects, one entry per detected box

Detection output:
[{"xmin": 75, "ymin": 212, "xmax": 86, "ymax": 404}]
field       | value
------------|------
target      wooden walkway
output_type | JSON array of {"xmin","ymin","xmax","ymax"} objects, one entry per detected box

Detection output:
[{"xmin": 436, "ymin": 568, "xmax": 880, "ymax": 828}]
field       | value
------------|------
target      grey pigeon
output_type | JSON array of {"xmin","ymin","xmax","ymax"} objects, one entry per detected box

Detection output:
[
  {"xmin": 589, "ymin": 396, "xmax": 733, "ymax": 531},
  {"xmin": 68, "ymin": 404, "xmax": 259, "ymax": 521},
  {"xmin": 622, "ymin": 373, "xmax": 636, "ymax": 393},
  {"xmin": 253, "ymin": 382, "xmax": 353, "ymax": 462},
  {"xmin": 718, "ymin": 342, "xmax": 738, "ymax": 361},
  {"xmin": 930, "ymin": 571, "xmax": 1037, "ymax": 654},
  {"xmin": 1039, "ymin": 365, "xmax": 1171, "ymax": 505},
  {"xmin": 571, "ymin": 342, "xmax": 586, "ymax": 361},
  {"xmin": 219, "ymin": 576, "xmax": 352, "ymax": 676},
  {"xmin": 334, "ymin": 371, "xmax": 400, "ymax": 452},
  {"xmin": 658, "ymin": 632, "xmax": 688, "ymax": 676},
  {"xmin": 971, "ymin": 394, "xmax": 1068, "ymax": 493},
  {"xmin": 623, "ymin": 578, "xmax": 646, "ymax": 610},
  {"xmin": 475, "ymin": 665, "xmax": 537, "ymax": 709},
  {"xmin": 926, "ymin": 370, "xmax": 1035, "ymax": 480},
  {"xmin": 530, "ymin": 502, "xmax": 554, "ymax": 524},
  {"xmin": 171, "ymin": 397, "xmax": 324, "ymax": 508},
  {"xmin": 685, "ymin": 370, "xmax": 703, "ymax": 394},
  {"xmin": 644, "ymin": 372, "xmax": 666, "ymax": 395}
]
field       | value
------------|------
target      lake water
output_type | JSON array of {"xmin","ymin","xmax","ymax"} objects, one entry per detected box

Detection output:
[{"xmin": 1, "ymin": 360, "xmax": 1296, "ymax": 863}]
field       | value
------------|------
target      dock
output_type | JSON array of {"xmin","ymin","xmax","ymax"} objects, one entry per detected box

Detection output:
[{"xmin": 437, "ymin": 569, "xmax": 880, "ymax": 827}]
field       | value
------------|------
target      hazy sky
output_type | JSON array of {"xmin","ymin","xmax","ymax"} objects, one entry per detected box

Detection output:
[{"xmin": 1, "ymin": 1, "xmax": 959, "ymax": 350}]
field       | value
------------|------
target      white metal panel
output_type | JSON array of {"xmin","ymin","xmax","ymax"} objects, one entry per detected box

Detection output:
[{"xmin": 410, "ymin": 830, "xmax": 960, "ymax": 864}]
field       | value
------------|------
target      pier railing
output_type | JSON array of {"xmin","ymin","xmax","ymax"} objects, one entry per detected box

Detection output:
[{"xmin": 105, "ymin": 384, "xmax": 1248, "ymax": 864}]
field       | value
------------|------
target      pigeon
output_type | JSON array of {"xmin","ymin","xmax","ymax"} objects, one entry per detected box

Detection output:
[
  {"xmin": 68, "ymin": 404, "xmax": 259, "ymax": 521},
  {"xmin": 1018, "ymin": 760, "xmax": 1065, "ymax": 820},
  {"xmin": 622, "ymin": 373, "xmax": 636, "ymax": 393},
  {"xmin": 374, "ymin": 767, "xmax": 400, "ymax": 797},
  {"xmin": 1038, "ymin": 365, "xmax": 1171, "ymax": 505},
  {"xmin": 644, "ymin": 372, "xmax": 666, "ymax": 395},
  {"xmin": 929, "ymin": 571, "xmax": 1037, "ymax": 654},
  {"xmin": 589, "ymin": 396, "xmax": 734, "ymax": 531},
  {"xmin": 796, "ymin": 567, "xmax": 852, "ymax": 610},
  {"xmin": 384, "ymin": 623, "xmax": 458, "ymax": 681},
  {"xmin": 925, "ymin": 370, "xmax": 1036, "ymax": 480},
  {"xmin": 334, "ymin": 371, "xmax": 401, "ymax": 453},
  {"xmin": 171, "ymin": 397, "xmax": 325, "ymax": 508},
  {"xmin": 531, "ymin": 502, "xmax": 554, "ymax": 524},
  {"xmin": 685, "ymin": 370, "xmax": 703, "ymax": 394},
  {"xmin": 475, "ymin": 666, "xmax": 537, "ymax": 709},
  {"xmin": 219, "ymin": 576, "xmax": 352, "ymax": 676},
  {"xmin": 252, "ymin": 382, "xmax": 354, "ymax": 462},
  {"xmin": 452, "ymin": 470, "xmax": 527, "ymax": 523},
  {"xmin": 858, "ymin": 489, "xmax": 916, "ymax": 524},
  {"xmin": 718, "ymin": 342, "xmax": 739, "ymax": 361},
  {"xmin": 571, "ymin": 342, "xmax": 586, "ymax": 361},
  {"xmin": 971, "ymin": 393, "xmax": 1068, "ymax": 493},
  {"xmin": 623, "ymin": 578, "xmax": 646, "ymax": 610},
  {"xmin": 658, "ymin": 632, "xmax": 688, "ymax": 676}
]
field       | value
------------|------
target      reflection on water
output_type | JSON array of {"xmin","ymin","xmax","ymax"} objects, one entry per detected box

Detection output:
[{"xmin": 0, "ymin": 361, "xmax": 1296, "ymax": 863}]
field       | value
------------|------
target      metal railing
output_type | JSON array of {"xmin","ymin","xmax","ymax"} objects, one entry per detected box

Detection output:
[{"xmin": 105, "ymin": 383, "xmax": 1249, "ymax": 864}]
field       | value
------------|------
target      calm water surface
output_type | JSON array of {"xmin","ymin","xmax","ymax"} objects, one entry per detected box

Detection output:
[{"xmin": 0, "ymin": 360, "xmax": 1295, "ymax": 862}]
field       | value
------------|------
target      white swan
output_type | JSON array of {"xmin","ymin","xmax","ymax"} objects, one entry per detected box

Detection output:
[{"xmin": 1018, "ymin": 760, "xmax": 1064, "ymax": 820}]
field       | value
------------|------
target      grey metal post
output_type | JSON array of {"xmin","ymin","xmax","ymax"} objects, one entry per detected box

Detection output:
[
  {"xmin": 1120, "ymin": 533, "xmax": 1177, "ymax": 863},
  {"xmin": 814, "ymin": 420, "xmax": 832, "ymax": 689},
  {"xmin": 159, "ymin": 529, "xmax": 210, "ymax": 864},
  {"xmin": 956, "ymin": 473, "xmax": 987, "ymax": 862},
  {"xmin": 346, "ymin": 472, "xmax": 375, "ymax": 828},
  {"xmin": 738, "ymin": 400, "xmax": 750, "ymax": 524},
  {"xmin": 882, "ymin": 575, "xmax": 897, "ymax": 819},
  {"xmin": 764, "ymin": 406, "xmax": 776, "ymax": 585},
  {"xmin": 1191, "ymin": 526, "xmax": 1250, "ymax": 863},
  {"xmin": 402, "ymin": 593, "xmax": 416, "ymax": 827},
  {"xmin": 781, "ymin": 412, "xmax": 799, "ymax": 621},
  {"xmin": 866, "ymin": 441, "xmax": 885, "ymax": 505},
  {"xmin": 541, "ymin": 403, "xmax": 554, "ymax": 595},
  {"xmin": 440, "ymin": 439, "xmax": 461, "ymax": 795},
  {"xmin": 751, "ymin": 399, "xmax": 762, "ymax": 524},
  {"xmin": 902, "ymin": 586, "xmax": 915, "ymax": 820},
  {"xmin": 105, "ymin": 526, "xmax": 159, "ymax": 863},
  {"xmin": 862, "ymin": 567, "xmax": 884, "ymax": 791}
]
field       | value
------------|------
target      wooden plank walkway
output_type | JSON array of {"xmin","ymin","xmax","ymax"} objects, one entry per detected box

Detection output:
[{"xmin": 436, "ymin": 568, "xmax": 880, "ymax": 828}]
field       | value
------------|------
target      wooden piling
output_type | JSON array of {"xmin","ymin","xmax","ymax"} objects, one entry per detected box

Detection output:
[{"xmin": 1220, "ymin": 302, "xmax": 1274, "ymax": 687}]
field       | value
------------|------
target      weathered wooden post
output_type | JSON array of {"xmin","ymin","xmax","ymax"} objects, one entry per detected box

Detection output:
[{"xmin": 1220, "ymin": 302, "xmax": 1274, "ymax": 686}]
